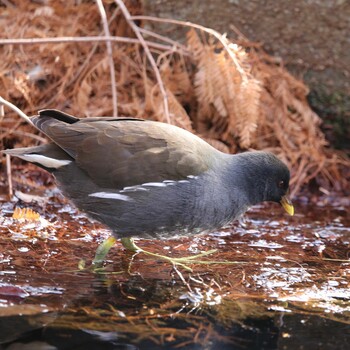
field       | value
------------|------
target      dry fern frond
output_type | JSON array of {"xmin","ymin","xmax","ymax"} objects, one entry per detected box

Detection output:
[
  {"xmin": 232, "ymin": 79, "xmax": 261, "ymax": 149},
  {"xmin": 12, "ymin": 207, "xmax": 41, "ymax": 221},
  {"xmin": 187, "ymin": 29, "xmax": 261, "ymax": 149}
]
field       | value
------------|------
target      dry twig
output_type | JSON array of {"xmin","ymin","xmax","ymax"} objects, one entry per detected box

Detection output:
[
  {"xmin": 95, "ymin": 0, "xmax": 118, "ymax": 117},
  {"xmin": 131, "ymin": 15, "xmax": 248, "ymax": 80},
  {"xmin": 0, "ymin": 96, "xmax": 32, "ymax": 125},
  {"xmin": 0, "ymin": 36, "xmax": 175, "ymax": 52},
  {"xmin": 115, "ymin": 0, "xmax": 170, "ymax": 123},
  {"xmin": 6, "ymin": 154, "xmax": 13, "ymax": 198}
]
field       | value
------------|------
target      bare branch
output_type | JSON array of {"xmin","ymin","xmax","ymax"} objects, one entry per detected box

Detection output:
[
  {"xmin": 6, "ymin": 154, "xmax": 13, "ymax": 199},
  {"xmin": 0, "ymin": 36, "xmax": 179, "ymax": 52},
  {"xmin": 138, "ymin": 27, "xmax": 190, "ymax": 54},
  {"xmin": 6, "ymin": 154, "xmax": 13, "ymax": 198},
  {"xmin": 131, "ymin": 15, "xmax": 248, "ymax": 80},
  {"xmin": 0, "ymin": 96, "xmax": 32, "ymax": 125},
  {"xmin": 114, "ymin": 0, "xmax": 170, "ymax": 123},
  {"xmin": 67, "ymin": 7, "xmax": 121, "ymax": 90},
  {"xmin": 95, "ymin": 0, "xmax": 118, "ymax": 117}
]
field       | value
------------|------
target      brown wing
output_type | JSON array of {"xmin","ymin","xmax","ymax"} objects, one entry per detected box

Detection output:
[{"xmin": 31, "ymin": 110, "xmax": 217, "ymax": 189}]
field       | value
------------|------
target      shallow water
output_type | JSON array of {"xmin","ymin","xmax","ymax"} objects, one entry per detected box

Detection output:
[{"xmin": 0, "ymin": 168, "xmax": 349, "ymax": 350}]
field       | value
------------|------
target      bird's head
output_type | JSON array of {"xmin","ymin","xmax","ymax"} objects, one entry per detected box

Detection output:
[{"xmin": 234, "ymin": 151, "xmax": 294, "ymax": 216}]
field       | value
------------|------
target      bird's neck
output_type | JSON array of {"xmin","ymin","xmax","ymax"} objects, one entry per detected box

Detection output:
[{"xmin": 223, "ymin": 153, "xmax": 267, "ymax": 206}]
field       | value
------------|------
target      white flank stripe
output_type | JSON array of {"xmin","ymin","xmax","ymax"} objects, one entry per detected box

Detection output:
[
  {"xmin": 121, "ymin": 185, "xmax": 149, "ymax": 192},
  {"xmin": 119, "ymin": 177, "xmax": 195, "ymax": 193},
  {"xmin": 21, "ymin": 154, "xmax": 71, "ymax": 168},
  {"xmin": 122, "ymin": 186, "xmax": 138, "ymax": 191},
  {"xmin": 89, "ymin": 192, "xmax": 132, "ymax": 201},
  {"xmin": 141, "ymin": 182, "xmax": 167, "ymax": 187}
]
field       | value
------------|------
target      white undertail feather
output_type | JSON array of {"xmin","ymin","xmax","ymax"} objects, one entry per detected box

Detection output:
[{"xmin": 16, "ymin": 154, "xmax": 71, "ymax": 169}]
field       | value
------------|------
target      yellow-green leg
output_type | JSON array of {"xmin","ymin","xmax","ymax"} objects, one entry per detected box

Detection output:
[
  {"xmin": 120, "ymin": 237, "xmax": 218, "ymax": 271},
  {"xmin": 88, "ymin": 236, "xmax": 242, "ymax": 272},
  {"xmin": 78, "ymin": 236, "xmax": 117, "ymax": 272},
  {"xmin": 91, "ymin": 236, "xmax": 117, "ymax": 267}
]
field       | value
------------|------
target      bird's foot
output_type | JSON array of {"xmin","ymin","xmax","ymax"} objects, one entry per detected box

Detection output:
[{"xmin": 121, "ymin": 237, "xmax": 219, "ymax": 272}]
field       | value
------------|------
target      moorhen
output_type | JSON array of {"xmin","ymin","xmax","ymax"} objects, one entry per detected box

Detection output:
[{"xmin": 4, "ymin": 109, "xmax": 294, "ymax": 269}]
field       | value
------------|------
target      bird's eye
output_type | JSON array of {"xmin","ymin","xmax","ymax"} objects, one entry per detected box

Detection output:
[{"xmin": 278, "ymin": 180, "xmax": 285, "ymax": 188}]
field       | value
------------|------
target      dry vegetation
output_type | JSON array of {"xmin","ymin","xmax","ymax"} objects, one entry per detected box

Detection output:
[{"xmin": 0, "ymin": 0, "xmax": 348, "ymax": 195}]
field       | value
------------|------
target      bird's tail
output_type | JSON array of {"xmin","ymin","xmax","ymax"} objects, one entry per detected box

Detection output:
[{"xmin": 3, "ymin": 144, "xmax": 72, "ymax": 171}]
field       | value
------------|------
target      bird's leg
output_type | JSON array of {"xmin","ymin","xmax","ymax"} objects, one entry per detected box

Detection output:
[
  {"xmin": 91, "ymin": 236, "xmax": 117, "ymax": 268},
  {"xmin": 84, "ymin": 237, "xmax": 242, "ymax": 273},
  {"xmin": 120, "ymin": 237, "xmax": 219, "ymax": 272},
  {"xmin": 78, "ymin": 236, "xmax": 118, "ymax": 272}
]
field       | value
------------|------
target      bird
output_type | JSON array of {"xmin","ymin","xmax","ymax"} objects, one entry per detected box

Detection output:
[{"xmin": 4, "ymin": 109, "xmax": 294, "ymax": 269}]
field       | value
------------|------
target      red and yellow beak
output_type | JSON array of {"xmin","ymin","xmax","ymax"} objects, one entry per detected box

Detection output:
[{"xmin": 280, "ymin": 195, "xmax": 294, "ymax": 216}]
